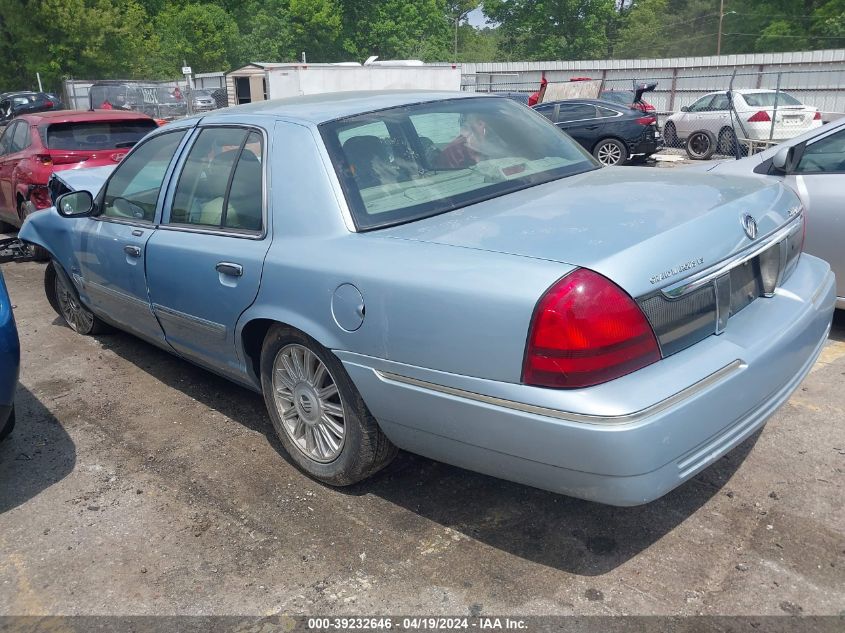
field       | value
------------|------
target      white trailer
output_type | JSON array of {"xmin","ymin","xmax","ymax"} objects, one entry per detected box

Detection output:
[{"xmin": 264, "ymin": 63, "xmax": 462, "ymax": 100}]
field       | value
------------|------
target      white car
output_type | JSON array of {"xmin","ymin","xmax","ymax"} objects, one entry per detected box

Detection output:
[{"xmin": 664, "ymin": 89, "xmax": 821, "ymax": 152}]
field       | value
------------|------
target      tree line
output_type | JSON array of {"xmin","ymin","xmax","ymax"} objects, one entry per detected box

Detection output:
[{"xmin": 1, "ymin": 0, "xmax": 842, "ymax": 93}]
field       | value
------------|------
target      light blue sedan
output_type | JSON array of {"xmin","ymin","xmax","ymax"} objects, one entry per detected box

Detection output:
[{"xmin": 20, "ymin": 92, "xmax": 836, "ymax": 506}]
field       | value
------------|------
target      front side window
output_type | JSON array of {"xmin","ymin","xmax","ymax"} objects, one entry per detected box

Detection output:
[
  {"xmin": 794, "ymin": 128, "xmax": 845, "ymax": 173},
  {"xmin": 689, "ymin": 96, "xmax": 715, "ymax": 112},
  {"xmin": 11, "ymin": 121, "xmax": 30, "ymax": 152},
  {"xmin": 321, "ymin": 97, "xmax": 596, "ymax": 230},
  {"xmin": 0, "ymin": 122, "xmax": 16, "ymax": 155},
  {"xmin": 169, "ymin": 127, "xmax": 263, "ymax": 232},
  {"xmin": 101, "ymin": 130, "xmax": 186, "ymax": 223}
]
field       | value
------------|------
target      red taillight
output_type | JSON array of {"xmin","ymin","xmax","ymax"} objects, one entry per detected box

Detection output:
[
  {"xmin": 44, "ymin": 101, "xmax": 54, "ymax": 108},
  {"xmin": 813, "ymin": 111, "xmax": 821, "ymax": 120},
  {"xmin": 636, "ymin": 116, "xmax": 656, "ymax": 125},
  {"xmin": 748, "ymin": 110, "xmax": 771, "ymax": 122},
  {"xmin": 35, "ymin": 153, "xmax": 53, "ymax": 166},
  {"xmin": 522, "ymin": 269, "xmax": 661, "ymax": 389}
]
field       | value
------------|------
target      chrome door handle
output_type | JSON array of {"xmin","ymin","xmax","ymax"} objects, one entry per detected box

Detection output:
[
  {"xmin": 124, "ymin": 245, "xmax": 141, "ymax": 257},
  {"xmin": 216, "ymin": 262, "xmax": 243, "ymax": 277}
]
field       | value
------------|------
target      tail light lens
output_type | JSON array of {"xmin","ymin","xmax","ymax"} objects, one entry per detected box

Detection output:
[
  {"xmin": 44, "ymin": 101, "xmax": 54, "ymax": 108},
  {"xmin": 813, "ymin": 111, "xmax": 821, "ymax": 120},
  {"xmin": 35, "ymin": 153, "xmax": 53, "ymax": 166},
  {"xmin": 522, "ymin": 269, "xmax": 661, "ymax": 389},
  {"xmin": 636, "ymin": 116, "xmax": 656, "ymax": 125},
  {"xmin": 748, "ymin": 111, "xmax": 771, "ymax": 122},
  {"xmin": 782, "ymin": 211, "xmax": 805, "ymax": 282}
]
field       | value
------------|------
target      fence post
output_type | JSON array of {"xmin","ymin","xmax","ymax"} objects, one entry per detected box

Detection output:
[
  {"xmin": 669, "ymin": 67, "xmax": 678, "ymax": 112},
  {"xmin": 769, "ymin": 72, "xmax": 782, "ymax": 141}
]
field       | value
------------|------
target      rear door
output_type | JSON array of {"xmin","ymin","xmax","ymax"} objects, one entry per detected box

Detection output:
[
  {"xmin": 75, "ymin": 128, "xmax": 190, "ymax": 344},
  {"xmin": 145, "ymin": 123, "xmax": 271, "ymax": 375},
  {"xmin": 554, "ymin": 103, "xmax": 600, "ymax": 148}
]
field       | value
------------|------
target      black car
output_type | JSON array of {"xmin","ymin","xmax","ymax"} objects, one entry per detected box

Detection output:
[
  {"xmin": 533, "ymin": 99, "xmax": 661, "ymax": 166},
  {"xmin": 0, "ymin": 91, "xmax": 63, "ymax": 125}
]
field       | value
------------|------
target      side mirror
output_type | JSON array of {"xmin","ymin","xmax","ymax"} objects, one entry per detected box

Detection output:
[
  {"xmin": 56, "ymin": 190, "xmax": 94, "ymax": 218},
  {"xmin": 771, "ymin": 145, "xmax": 796, "ymax": 173},
  {"xmin": 680, "ymin": 105, "xmax": 689, "ymax": 113}
]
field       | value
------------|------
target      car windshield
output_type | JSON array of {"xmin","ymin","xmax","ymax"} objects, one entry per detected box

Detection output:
[
  {"xmin": 45, "ymin": 120, "xmax": 158, "ymax": 150},
  {"xmin": 743, "ymin": 91, "xmax": 803, "ymax": 107},
  {"xmin": 320, "ymin": 97, "xmax": 597, "ymax": 230}
]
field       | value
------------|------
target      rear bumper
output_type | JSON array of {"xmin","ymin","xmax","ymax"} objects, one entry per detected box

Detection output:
[{"xmin": 339, "ymin": 254, "xmax": 835, "ymax": 506}]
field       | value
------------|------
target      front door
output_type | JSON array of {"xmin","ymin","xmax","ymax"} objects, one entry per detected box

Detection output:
[
  {"xmin": 785, "ymin": 125, "xmax": 845, "ymax": 300},
  {"xmin": 75, "ymin": 129, "xmax": 189, "ymax": 344},
  {"xmin": 145, "ymin": 124, "xmax": 271, "ymax": 375}
]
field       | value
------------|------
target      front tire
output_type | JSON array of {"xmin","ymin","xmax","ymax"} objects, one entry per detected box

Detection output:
[
  {"xmin": 260, "ymin": 325, "xmax": 396, "ymax": 486},
  {"xmin": 44, "ymin": 261, "xmax": 109, "ymax": 335},
  {"xmin": 592, "ymin": 138, "xmax": 628, "ymax": 166}
]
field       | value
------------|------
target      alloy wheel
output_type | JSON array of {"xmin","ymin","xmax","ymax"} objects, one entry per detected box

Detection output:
[
  {"xmin": 596, "ymin": 142, "xmax": 623, "ymax": 166},
  {"xmin": 55, "ymin": 275, "xmax": 94, "ymax": 333},
  {"xmin": 272, "ymin": 344, "xmax": 346, "ymax": 463}
]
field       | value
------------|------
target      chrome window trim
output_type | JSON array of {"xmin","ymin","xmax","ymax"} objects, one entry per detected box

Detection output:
[
  {"xmin": 660, "ymin": 215, "xmax": 803, "ymax": 299},
  {"xmin": 374, "ymin": 360, "xmax": 744, "ymax": 426}
]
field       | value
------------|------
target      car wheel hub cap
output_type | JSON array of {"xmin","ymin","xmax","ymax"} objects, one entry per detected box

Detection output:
[
  {"xmin": 272, "ymin": 344, "xmax": 345, "ymax": 463},
  {"xmin": 599, "ymin": 144, "xmax": 621, "ymax": 164},
  {"xmin": 55, "ymin": 275, "xmax": 93, "ymax": 333}
]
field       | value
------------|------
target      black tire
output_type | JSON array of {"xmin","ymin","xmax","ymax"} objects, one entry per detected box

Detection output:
[
  {"xmin": 717, "ymin": 127, "xmax": 738, "ymax": 156},
  {"xmin": 663, "ymin": 121, "xmax": 679, "ymax": 147},
  {"xmin": 0, "ymin": 407, "xmax": 14, "ymax": 442},
  {"xmin": 18, "ymin": 200, "xmax": 49, "ymax": 261},
  {"xmin": 44, "ymin": 261, "xmax": 109, "ymax": 335},
  {"xmin": 260, "ymin": 324, "xmax": 397, "ymax": 486},
  {"xmin": 686, "ymin": 129, "xmax": 717, "ymax": 160},
  {"xmin": 592, "ymin": 138, "xmax": 628, "ymax": 166}
]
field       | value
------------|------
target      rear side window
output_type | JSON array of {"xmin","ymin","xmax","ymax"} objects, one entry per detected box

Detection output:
[
  {"xmin": 11, "ymin": 121, "xmax": 31, "ymax": 152},
  {"xmin": 556, "ymin": 104, "xmax": 597, "ymax": 122},
  {"xmin": 169, "ymin": 127, "xmax": 263, "ymax": 232},
  {"xmin": 45, "ymin": 120, "xmax": 157, "ymax": 150}
]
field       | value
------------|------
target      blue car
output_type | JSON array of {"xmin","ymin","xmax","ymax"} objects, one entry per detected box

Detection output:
[
  {"xmin": 0, "ymin": 268, "xmax": 20, "ymax": 441},
  {"xmin": 20, "ymin": 92, "xmax": 835, "ymax": 506}
]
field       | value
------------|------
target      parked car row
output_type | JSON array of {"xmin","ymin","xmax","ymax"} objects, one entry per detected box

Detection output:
[
  {"xmin": 12, "ymin": 91, "xmax": 835, "ymax": 507},
  {"xmin": 0, "ymin": 91, "xmax": 63, "ymax": 127},
  {"xmin": 0, "ymin": 110, "xmax": 158, "ymax": 234},
  {"xmin": 664, "ymin": 89, "xmax": 823, "ymax": 156}
]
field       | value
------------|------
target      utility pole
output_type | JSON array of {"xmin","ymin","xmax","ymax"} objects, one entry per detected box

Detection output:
[
  {"xmin": 454, "ymin": 16, "xmax": 458, "ymax": 62},
  {"xmin": 717, "ymin": 0, "xmax": 725, "ymax": 56}
]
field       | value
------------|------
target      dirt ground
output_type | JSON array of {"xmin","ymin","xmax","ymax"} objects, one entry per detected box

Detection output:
[{"xmin": 1, "ymin": 258, "xmax": 843, "ymax": 616}]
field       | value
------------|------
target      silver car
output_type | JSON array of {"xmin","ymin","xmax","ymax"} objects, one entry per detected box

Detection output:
[
  {"xmin": 20, "ymin": 92, "xmax": 835, "ymax": 506},
  {"xmin": 703, "ymin": 116, "xmax": 845, "ymax": 309}
]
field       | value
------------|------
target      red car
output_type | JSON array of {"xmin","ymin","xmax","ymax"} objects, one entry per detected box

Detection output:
[{"xmin": 0, "ymin": 110, "xmax": 158, "ymax": 230}]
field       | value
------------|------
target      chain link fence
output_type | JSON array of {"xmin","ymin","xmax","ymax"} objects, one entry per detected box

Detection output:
[
  {"xmin": 462, "ymin": 67, "xmax": 845, "ymax": 162},
  {"xmin": 62, "ymin": 78, "xmax": 229, "ymax": 122}
]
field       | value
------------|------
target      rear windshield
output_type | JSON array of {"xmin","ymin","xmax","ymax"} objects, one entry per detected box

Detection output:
[
  {"xmin": 320, "ymin": 97, "xmax": 597, "ymax": 230},
  {"xmin": 45, "ymin": 120, "xmax": 158, "ymax": 150},
  {"xmin": 743, "ymin": 92, "xmax": 802, "ymax": 107}
]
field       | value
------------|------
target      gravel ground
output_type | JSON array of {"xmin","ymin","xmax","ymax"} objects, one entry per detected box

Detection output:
[{"xmin": 1, "ymin": 258, "xmax": 843, "ymax": 617}]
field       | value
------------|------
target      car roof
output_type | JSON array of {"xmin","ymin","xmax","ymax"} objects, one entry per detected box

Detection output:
[
  {"xmin": 18, "ymin": 109, "xmax": 155, "ymax": 124},
  {"xmin": 203, "ymin": 90, "xmax": 483, "ymax": 125}
]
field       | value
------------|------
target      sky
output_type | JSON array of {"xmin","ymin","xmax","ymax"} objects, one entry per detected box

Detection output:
[{"xmin": 466, "ymin": 7, "xmax": 488, "ymax": 27}]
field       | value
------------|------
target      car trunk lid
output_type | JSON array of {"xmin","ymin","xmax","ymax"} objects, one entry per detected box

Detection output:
[{"xmin": 378, "ymin": 167, "xmax": 799, "ymax": 300}]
